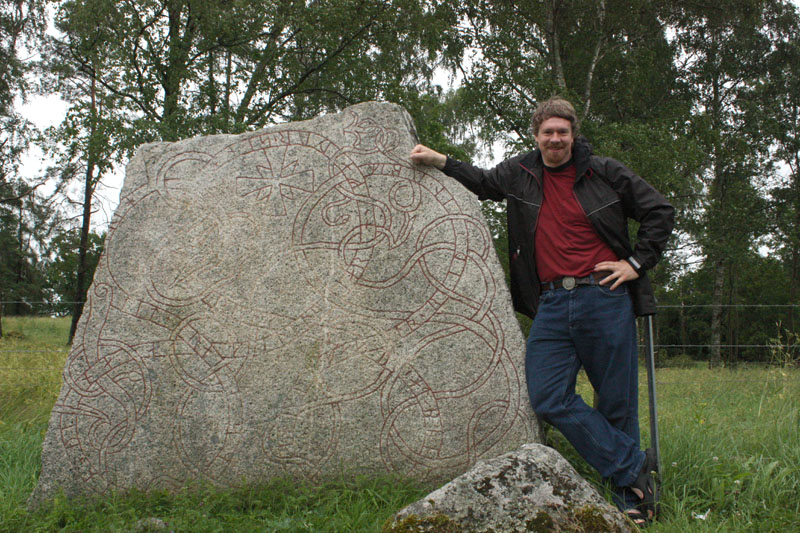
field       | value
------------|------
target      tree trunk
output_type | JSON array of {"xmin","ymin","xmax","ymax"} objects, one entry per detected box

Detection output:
[
  {"xmin": 707, "ymin": 34, "xmax": 726, "ymax": 368},
  {"xmin": 790, "ymin": 175, "xmax": 799, "ymax": 332},
  {"xmin": 546, "ymin": 1, "xmax": 567, "ymax": 91},
  {"xmin": 207, "ymin": 49, "xmax": 217, "ymax": 117},
  {"xmin": 15, "ymin": 203, "xmax": 24, "ymax": 315},
  {"xmin": 224, "ymin": 49, "xmax": 232, "ymax": 129},
  {"xmin": 709, "ymin": 258, "xmax": 725, "ymax": 367},
  {"xmin": 791, "ymin": 245, "xmax": 798, "ymax": 332},
  {"xmin": 162, "ymin": 1, "xmax": 194, "ymax": 141},
  {"xmin": 788, "ymin": 113, "xmax": 800, "ymax": 332},
  {"xmin": 68, "ymin": 74, "xmax": 99, "ymax": 345},
  {"xmin": 679, "ymin": 290, "xmax": 687, "ymax": 359},
  {"xmin": 726, "ymin": 265, "xmax": 737, "ymax": 365},
  {"xmin": 581, "ymin": 0, "xmax": 606, "ymax": 121}
]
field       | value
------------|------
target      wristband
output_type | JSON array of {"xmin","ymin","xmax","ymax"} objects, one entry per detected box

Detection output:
[{"xmin": 627, "ymin": 256, "xmax": 642, "ymax": 272}]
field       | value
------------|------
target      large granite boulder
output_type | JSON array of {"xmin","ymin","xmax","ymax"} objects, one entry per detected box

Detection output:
[
  {"xmin": 385, "ymin": 443, "xmax": 633, "ymax": 533},
  {"xmin": 30, "ymin": 102, "xmax": 540, "ymax": 505}
]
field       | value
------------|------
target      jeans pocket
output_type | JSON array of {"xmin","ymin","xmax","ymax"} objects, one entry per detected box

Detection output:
[
  {"xmin": 539, "ymin": 289, "xmax": 555, "ymax": 305},
  {"xmin": 597, "ymin": 284, "xmax": 629, "ymax": 297}
]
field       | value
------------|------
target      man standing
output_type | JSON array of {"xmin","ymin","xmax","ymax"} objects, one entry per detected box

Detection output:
[{"xmin": 410, "ymin": 97, "xmax": 673, "ymax": 526}]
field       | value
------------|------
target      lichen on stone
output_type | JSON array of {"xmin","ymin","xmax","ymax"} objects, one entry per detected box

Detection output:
[{"xmin": 473, "ymin": 477, "xmax": 494, "ymax": 496}]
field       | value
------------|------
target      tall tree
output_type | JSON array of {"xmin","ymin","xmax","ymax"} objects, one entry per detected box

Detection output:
[
  {"xmin": 668, "ymin": 0, "xmax": 782, "ymax": 365},
  {"xmin": 43, "ymin": 0, "xmax": 135, "ymax": 342},
  {"xmin": 747, "ymin": 1, "xmax": 800, "ymax": 332},
  {"xmin": 0, "ymin": 0, "xmax": 48, "ymax": 335},
  {"xmin": 54, "ymin": 0, "xmax": 457, "ymax": 140},
  {"xmin": 0, "ymin": 179, "xmax": 51, "ymax": 321}
]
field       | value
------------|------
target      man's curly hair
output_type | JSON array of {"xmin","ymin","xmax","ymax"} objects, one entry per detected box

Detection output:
[{"xmin": 531, "ymin": 97, "xmax": 579, "ymax": 136}]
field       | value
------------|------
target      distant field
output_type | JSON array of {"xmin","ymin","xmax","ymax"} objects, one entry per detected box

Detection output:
[{"xmin": 1, "ymin": 316, "xmax": 798, "ymax": 532}]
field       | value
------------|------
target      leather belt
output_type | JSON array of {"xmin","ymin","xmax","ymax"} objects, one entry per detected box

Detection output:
[{"xmin": 541, "ymin": 271, "xmax": 610, "ymax": 292}]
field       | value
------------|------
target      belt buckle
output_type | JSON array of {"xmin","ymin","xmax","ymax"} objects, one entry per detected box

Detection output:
[{"xmin": 562, "ymin": 276, "xmax": 576, "ymax": 290}]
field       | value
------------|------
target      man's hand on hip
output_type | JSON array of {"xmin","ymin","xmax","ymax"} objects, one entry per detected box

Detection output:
[{"xmin": 595, "ymin": 260, "xmax": 640, "ymax": 290}]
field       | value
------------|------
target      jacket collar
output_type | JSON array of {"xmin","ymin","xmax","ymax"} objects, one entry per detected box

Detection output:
[{"xmin": 520, "ymin": 135, "xmax": 593, "ymax": 179}]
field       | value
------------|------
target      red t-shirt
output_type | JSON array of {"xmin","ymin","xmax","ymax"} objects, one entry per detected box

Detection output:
[{"xmin": 535, "ymin": 161, "xmax": 618, "ymax": 282}]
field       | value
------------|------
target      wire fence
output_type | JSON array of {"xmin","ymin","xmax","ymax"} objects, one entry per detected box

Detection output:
[{"xmin": 2, "ymin": 302, "xmax": 798, "ymax": 382}]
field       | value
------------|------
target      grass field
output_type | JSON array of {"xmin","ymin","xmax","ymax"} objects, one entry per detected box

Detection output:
[{"xmin": 1, "ymin": 316, "xmax": 798, "ymax": 532}]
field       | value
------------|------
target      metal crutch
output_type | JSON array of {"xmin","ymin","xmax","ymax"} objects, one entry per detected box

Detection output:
[{"xmin": 643, "ymin": 314, "xmax": 661, "ymax": 500}]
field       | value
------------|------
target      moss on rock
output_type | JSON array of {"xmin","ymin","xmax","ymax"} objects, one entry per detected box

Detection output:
[
  {"xmin": 383, "ymin": 513, "xmax": 462, "ymax": 533},
  {"xmin": 526, "ymin": 510, "xmax": 555, "ymax": 532},
  {"xmin": 573, "ymin": 505, "xmax": 619, "ymax": 532}
]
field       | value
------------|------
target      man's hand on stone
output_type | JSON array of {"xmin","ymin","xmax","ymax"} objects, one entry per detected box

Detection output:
[
  {"xmin": 410, "ymin": 144, "xmax": 447, "ymax": 170},
  {"xmin": 595, "ymin": 260, "xmax": 639, "ymax": 290}
]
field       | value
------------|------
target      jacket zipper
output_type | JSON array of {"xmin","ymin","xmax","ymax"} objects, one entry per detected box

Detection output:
[{"xmin": 585, "ymin": 196, "xmax": 621, "ymax": 217}]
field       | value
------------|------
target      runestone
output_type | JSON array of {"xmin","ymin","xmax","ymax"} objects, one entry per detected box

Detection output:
[{"xmin": 30, "ymin": 102, "xmax": 540, "ymax": 505}]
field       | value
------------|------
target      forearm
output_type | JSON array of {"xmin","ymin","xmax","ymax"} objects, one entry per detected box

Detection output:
[{"xmin": 410, "ymin": 144, "xmax": 514, "ymax": 203}]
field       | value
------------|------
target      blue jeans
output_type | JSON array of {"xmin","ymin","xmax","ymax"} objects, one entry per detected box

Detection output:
[{"xmin": 525, "ymin": 281, "xmax": 645, "ymax": 489}]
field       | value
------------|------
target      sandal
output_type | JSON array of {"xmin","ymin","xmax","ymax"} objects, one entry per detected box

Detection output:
[
  {"xmin": 624, "ymin": 507, "xmax": 651, "ymax": 528},
  {"xmin": 628, "ymin": 448, "xmax": 659, "ymax": 524}
]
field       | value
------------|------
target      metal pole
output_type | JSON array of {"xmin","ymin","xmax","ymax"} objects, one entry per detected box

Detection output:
[{"xmin": 644, "ymin": 314, "xmax": 661, "ymax": 479}]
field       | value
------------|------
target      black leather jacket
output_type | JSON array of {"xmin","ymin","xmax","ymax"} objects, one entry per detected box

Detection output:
[{"xmin": 442, "ymin": 137, "xmax": 674, "ymax": 317}]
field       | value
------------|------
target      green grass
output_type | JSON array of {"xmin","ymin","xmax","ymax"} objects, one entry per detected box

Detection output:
[
  {"xmin": 560, "ymin": 365, "xmax": 800, "ymax": 532},
  {"xmin": 0, "ymin": 316, "xmax": 69, "ymax": 425},
  {"xmin": 2, "ymin": 317, "xmax": 799, "ymax": 532}
]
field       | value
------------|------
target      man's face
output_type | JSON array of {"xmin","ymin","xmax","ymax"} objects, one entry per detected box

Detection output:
[{"xmin": 534, "ymin": 117, "xmax": 574, "ymax": 167}]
